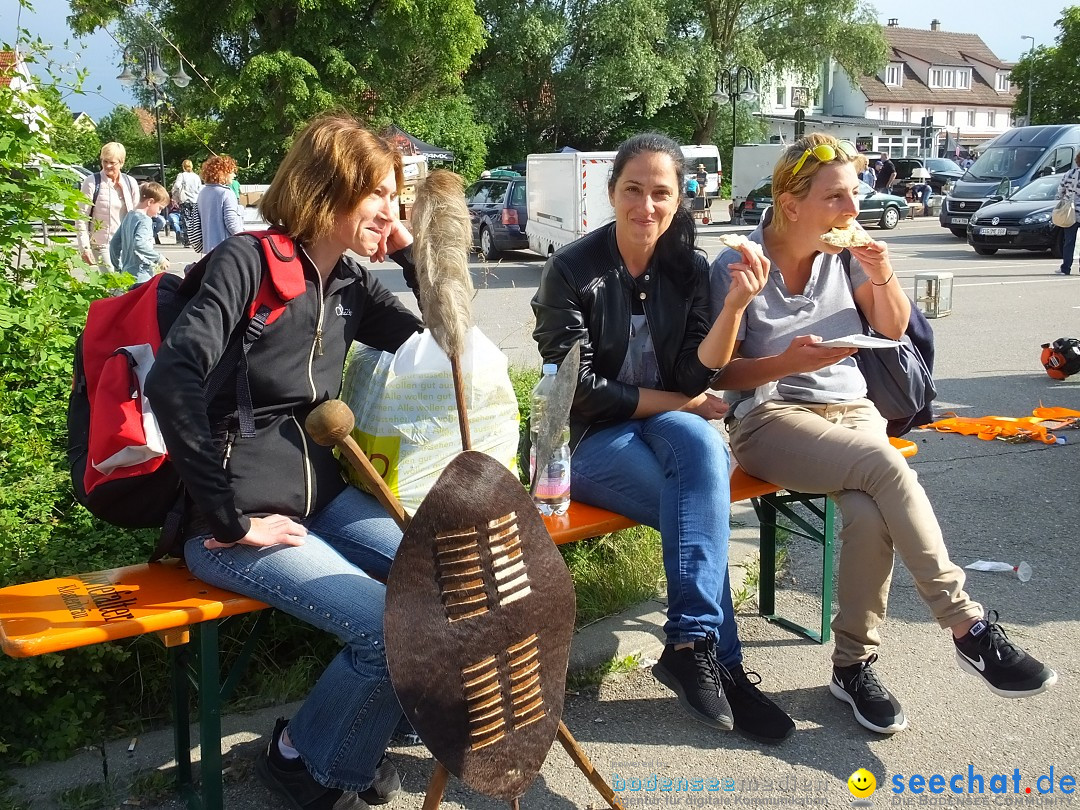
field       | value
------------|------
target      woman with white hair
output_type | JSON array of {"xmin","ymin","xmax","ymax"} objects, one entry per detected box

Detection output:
[{"xmin": 76, "ymin": 142, "xmax": 140, "ymax": 268}]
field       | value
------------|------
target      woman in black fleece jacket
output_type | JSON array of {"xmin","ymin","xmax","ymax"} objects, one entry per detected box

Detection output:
[{"xmin": 146, "ymin": 115, "xmax": 420, "ymax": 810}]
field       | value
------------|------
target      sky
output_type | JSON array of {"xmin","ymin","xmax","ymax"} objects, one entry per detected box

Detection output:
[{"xmin": 0, "ymin": 0, "xmax": 1066, "ymax": 121}]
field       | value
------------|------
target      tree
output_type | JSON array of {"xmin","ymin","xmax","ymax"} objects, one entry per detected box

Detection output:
[
  {"xmin": 467, "ymin": 0, "xmax": 886, "ymax": 160},
  {"xmin": 68, "ymin": 0, "xmax": 488, "ymax": 180},
  {"xmin": 1009, "ymin": 7, "xmax": 1080, "ymax": 126},
  {"xmin": 93, "ymin": 105, "xmax": 157, "ymax": 167},
  {"xmin": 37, "ymin": 85, "xmax": 100, "ymax": 166}
]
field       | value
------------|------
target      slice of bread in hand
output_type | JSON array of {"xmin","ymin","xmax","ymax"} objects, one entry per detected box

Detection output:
[{"xmin": 819, "ymin": 227, "xmax": 874, "ymax": 248}]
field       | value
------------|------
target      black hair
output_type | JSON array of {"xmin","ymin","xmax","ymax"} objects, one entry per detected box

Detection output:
[{"xmin": 608, "ymin": 133, "xmax": 701, "ymax": 291}]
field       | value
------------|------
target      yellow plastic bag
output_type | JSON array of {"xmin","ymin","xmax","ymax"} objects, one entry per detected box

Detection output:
[{"xmin": 341, "ymin": 328, "xmax": 520, "ymax": 513}]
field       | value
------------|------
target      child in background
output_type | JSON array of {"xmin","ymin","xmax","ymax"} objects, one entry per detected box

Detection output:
[{"xmin": 110, "ymin": 182, "xmax": 171, "ymax": 284}]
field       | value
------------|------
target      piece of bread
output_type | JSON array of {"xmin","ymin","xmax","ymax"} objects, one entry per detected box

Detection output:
[
  {"xmin": 819, "ymin": 226, "xmax": 874, "ymax": 248},
  {"xmin": 719, "ymin": 233, "xmax": 753, "ymax": 250}
]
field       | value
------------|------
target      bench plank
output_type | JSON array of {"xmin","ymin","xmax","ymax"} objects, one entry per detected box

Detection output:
[{"xmin": 0, "ymin": 559, "xmax": 266, "ymax": 658}]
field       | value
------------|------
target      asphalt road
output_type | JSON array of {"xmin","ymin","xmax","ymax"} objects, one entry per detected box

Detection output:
[{"xmin": 10, "ymin": 216, "xmax": 1079, "ymax": 809}]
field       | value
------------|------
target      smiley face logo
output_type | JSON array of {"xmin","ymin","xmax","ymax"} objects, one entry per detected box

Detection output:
[{"xmin": 848, "ymin": 768, "xmax": 877, "ymax": 798}]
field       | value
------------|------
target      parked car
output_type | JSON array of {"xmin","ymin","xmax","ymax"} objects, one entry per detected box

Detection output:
[
  {"xmin": 127, "ymin": 163, "xmax": 166, "ymax": 183},
  {"xmin": 736, "ymin": 177, "xmax": 909, "ymax": 229},
  {"xmin": 888, "ymin": 157, "xmax": 964, "ymax": 197},
  {"xmin": 965, "ymin": 174, "xmax": 1062, "ymax": 257},
  {"xmin": 464, "ymin": 174, "xmax": 528, "ymax": 258}
]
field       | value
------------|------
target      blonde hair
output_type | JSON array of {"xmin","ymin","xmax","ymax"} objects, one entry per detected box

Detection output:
[
  {"xmin": 100, "ymin": 142, "xmax": 126, "ymax": 164},
  {"xmin": 182, "ymin": 159, "xmax": 193, "ymax": 172},
  {"xmin": 769, "ymin": 133, "xmax": 867, "ymax": 231},
  {"xmin": 201, "ymin": 155, "xmax": 237, "ymax": 185},
  {"xmin": 139, "ymin": 181, "xmax": 169, "ymax": 204},
  {"xmin": 258, "ymin": 114, "xmax": 404, "ymax": 247}
]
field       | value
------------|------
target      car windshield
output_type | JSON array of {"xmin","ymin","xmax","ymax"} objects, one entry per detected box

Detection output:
[
  {"xmin": 1008, "ymin": 175, "xmax": 1061, "ymax": 202},
  {"xmin": 926, "ymin": 158, "xmax": 962, "ymax": 172},
  {"xmin": 964, "ymin": 146, "xmax": 1046, "ymax": 181}
]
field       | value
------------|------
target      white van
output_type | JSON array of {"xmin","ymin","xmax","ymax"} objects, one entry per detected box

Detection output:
[{"xmin": 681, "ymin": 144, "xmax": 723, "ymax": 197}]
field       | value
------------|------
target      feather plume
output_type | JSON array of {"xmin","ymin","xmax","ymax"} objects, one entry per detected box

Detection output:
[{"xmin": 411, "ymin": 170, "xmax": 474, "ymax": 361}]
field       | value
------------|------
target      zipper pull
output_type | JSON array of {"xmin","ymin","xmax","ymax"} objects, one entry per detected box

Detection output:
[{"xmin": 315, "ymin": 329, "xmax": 324, "ymax": 356}]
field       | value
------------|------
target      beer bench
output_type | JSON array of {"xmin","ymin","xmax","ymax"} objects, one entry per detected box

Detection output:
[{"xmin": 0, "ymin": 437, "xmax": 916, "ymax": 809}]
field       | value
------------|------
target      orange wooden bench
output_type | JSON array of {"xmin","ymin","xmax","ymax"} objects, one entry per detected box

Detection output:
[
  {"xmin": 0, "ymin": 437, "xmax": 916, "ymax": 809},
  {"xmin": 543, "ymin": 436, "xmax": 919, "ymax": 644}
]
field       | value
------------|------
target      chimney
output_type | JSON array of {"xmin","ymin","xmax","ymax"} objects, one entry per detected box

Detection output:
[
  {"xmin": 887, "ymin": 18, "xmax": 899, "ymax": 26},
  {"xmin": 931, "ymin": 19, "xmax": 941, "ymax": 31}
]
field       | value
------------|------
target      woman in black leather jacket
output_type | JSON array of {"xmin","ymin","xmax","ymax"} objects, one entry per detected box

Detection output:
[{"xmin": 531, "ymin": 132, "xmax": 793, "ymax": 744}]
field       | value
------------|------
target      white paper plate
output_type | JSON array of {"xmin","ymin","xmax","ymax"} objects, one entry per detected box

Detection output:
[{"xmin": 817, "ymin": 334, "xmax": 902, "ymax": 349}]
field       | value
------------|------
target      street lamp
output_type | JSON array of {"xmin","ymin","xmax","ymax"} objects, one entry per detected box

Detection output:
[
  {"xmin": 1020, "ymin": 35, "xmax": 1035, "ymax": 126},
  {"xmin": 117, "ymin": 45, "xmax": 191, "ymax": 186},
  {"xmin": 715, "ymin": 66, "xmax": 757, "ymax": 150}
]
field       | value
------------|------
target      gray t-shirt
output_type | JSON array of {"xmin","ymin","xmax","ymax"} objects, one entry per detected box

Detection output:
[
  {"xmin": 708, "ymin": 213, "xmax": 870, "ymax": 416},
  {"xmin": 618, "ymin": 312, "xmax": 661, "ymax": 389}
]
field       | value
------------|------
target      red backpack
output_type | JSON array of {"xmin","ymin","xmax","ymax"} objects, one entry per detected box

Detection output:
[{"xmin": 67, "ymin": 229, "xmax": 306, "ymax": 557}]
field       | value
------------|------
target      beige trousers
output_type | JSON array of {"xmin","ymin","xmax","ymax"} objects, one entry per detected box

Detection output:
[{"xmin": 729, "ymin": 399, "xmax": 983, "ymax": 666}]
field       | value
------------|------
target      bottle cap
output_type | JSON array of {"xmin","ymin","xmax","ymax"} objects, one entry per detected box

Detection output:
[{"xmin": 542, "ymin": 363, "xmax": 558, "ymax": 375}]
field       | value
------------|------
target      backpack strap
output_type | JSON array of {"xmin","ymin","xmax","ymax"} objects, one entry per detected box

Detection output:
[{"xmin": 91, "ymin": 172, "xmax": 101, "ymax": 211}]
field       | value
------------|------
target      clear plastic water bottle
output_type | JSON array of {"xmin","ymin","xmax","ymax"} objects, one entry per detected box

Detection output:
[{"xmin": 530, "ymin": 364, "xmax": 571, "ymax": 516}]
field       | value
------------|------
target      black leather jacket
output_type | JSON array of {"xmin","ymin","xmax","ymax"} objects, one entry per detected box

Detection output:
[{"xmin": 531, "ymin": 223, "xmax": 717, "ymax": 449}]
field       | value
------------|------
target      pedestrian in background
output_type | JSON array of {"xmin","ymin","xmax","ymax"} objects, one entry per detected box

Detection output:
[
  {"xmin": 109, "ymin": 182, "xmax": 171, "ymax": 284},
  {"xmin": 76, "ymin": 142, "xmax": 140, "ymax": 268},
  {"xmin": 171, "ymin": 159, "xmax": 202, "ymax": 247},
  {"xmin": 1055, "ymin": 154, "xmax": 1080, "ymax": 276},
  {"xmin": 196, "ymin": 155, "xmax": 244, "ymax": 254}
]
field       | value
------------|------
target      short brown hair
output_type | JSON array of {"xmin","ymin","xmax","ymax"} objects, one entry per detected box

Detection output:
[
  {"xmin": 139, "ymin": 181, "xmax": 169, "ymax": 204},
  {"xmin": 259, "ymin": 114, "xmax": 403, "ymax": 246},
  {"xmin": 770, "ymin": 133, "xmax": 867, "ymax": 231},
  {"xmin": 201, "ymin": 155, "xmax": 237, "ymax": 185}
]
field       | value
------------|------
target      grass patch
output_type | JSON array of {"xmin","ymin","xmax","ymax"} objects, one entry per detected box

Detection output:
[
  {"xmin": 559, "ymin": 525, "xmax": 664, "ymax": 627},
  {"xmin": 56, "ymin": 781, "xmax": 114, "ymax": 810},
  {"xmin": 566, "ymin": 652, "xmax": 644, "ymax": 692}
]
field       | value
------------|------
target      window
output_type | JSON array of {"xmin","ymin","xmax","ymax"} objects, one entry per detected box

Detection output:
[
  {"xmin": 967, "ymin": 109, "xmax": 976, "ymax": 127},
  {"xmin": 1043, "ymin": 147, "xmax": 1075, "ymax": 175},
  {"xmin": 925, "ymin": 108, "xmax": 933, "ymax": 121},
  {"xmin": 791, "ymin": 86, "xmax": 810, "ymax": 108},
  {"xmin": 946, "ymin": 109, "xmax": 955, "ymax": 126},
  {"xmin": 996, "ymin": 72, "xmax": 1011, "ymax": 92},
  {"xmin": 930, "ymin": 68, "xmax": 943, "ymax": 87},
  {"xmin": 879, "ymin": 107, "xmax": 888, "ymax": 121},
  {"xmin": 776, "ymin": 86, "xmax": 786, "ymax": 107},
  {"xmin": 885, "ymin": 64, "xmax": 903, "ymax": 86},
  {"xmin": 988, "ymin": 110, "xmax": 997, "ymax": 128},
  {"xmin": 957, "ymin": 70, "xmax": 970, "ymax": 89},
  {"xmin": 902, "ymin": 107, "xmax": 911, "ymax": 122}
]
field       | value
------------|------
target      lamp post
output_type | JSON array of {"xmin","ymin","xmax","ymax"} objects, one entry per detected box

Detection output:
[
  {"xmin": 715, "ymin": 66, "xmax": 757, "ymax": 150},
  {"xmin": 1020, "ymin": 35, "xmax": 1035, "ymax": 126},
  {"xmin": 116, "ymin": 45, "xmax": 191, "ymax": 186}
]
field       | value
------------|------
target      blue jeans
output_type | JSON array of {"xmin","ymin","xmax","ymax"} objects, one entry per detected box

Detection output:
[
  {"xmin": 184, "ymin": 486, "xmax": 403, "ymax": 791},
  {"xmin": 1061, "ymin": 223, "xmax": 1079, "ymax": 273},
  {"xmin": 571, "ymin": 412, "xmax": 741, "ymax": 665},
  {"xmin": 168, "ymin": 210, "xmax": 183, "ymax": 237}
]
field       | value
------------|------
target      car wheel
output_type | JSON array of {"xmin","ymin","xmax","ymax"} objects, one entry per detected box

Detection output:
[
  {"xmin": 950, "ymin": 228, "xmax": 967, "ymax": 238},
  {"xmin": 879, "ymin": 206, "xmax": 900, "ymax": 230},
  {"xmin": 479, "ymin": 226, "xmax": 500, "ymax": 260},
  {"xmin": 973, "ymin": 246, "xmax": 998, "ymax": 256},
  {"xmin": 1051, "ymin": 231, "xmax": 1064, "ymax": 260}
]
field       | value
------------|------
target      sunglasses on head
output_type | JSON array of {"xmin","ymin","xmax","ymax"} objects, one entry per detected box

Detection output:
[{"xmin": 791, "ymin": 141, "xmax": 859, "ymax": 177}]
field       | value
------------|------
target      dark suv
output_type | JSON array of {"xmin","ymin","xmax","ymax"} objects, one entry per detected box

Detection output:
[
  {"xmin": 464, "ymin": 174, "xmax": 528, "ymax": 259},
  {"xmin": 888, "ymin": 157, "xmax": 964, "ymax": 196}
]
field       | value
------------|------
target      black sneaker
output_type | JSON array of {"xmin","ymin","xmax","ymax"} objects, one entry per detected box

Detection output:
[
  {"xmin": 256, "ymin": 718, "xmax": 400, "ymax": 810},
  {"xmin": 722, "ymin": 665, "xmax": 795, "ymax": 744},
  {"xmin": 652, "ymin": 634, "xmax": 734, "ymax": 730},
  {"xmin": 830, "ymin": 654, "xmax": 908, "ymax": 734},
  {"xmin": 954, "ymin": 611, "xmax": 1058, "ymax": 698}
]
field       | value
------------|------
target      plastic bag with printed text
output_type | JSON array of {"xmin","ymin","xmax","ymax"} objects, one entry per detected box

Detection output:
[{"xmin": 341, "ymin": 327, "xmax": 520, "ymax": 514}]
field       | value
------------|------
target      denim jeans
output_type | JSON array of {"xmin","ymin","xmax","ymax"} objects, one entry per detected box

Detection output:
[
  {"xmin": 184, "ymin": 486, "xmax": 403, "ymax": 791},
  {"xmin": 167, "ymin": 211, "xmax": 183, "ymax": 238},
  {"xmin": 571, "ymin": 411, "xmax": 741, "ymax": 665},
  {"xmin": 1061, "ymin": 223, "xmax": 1079, "ymax": 273}
]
